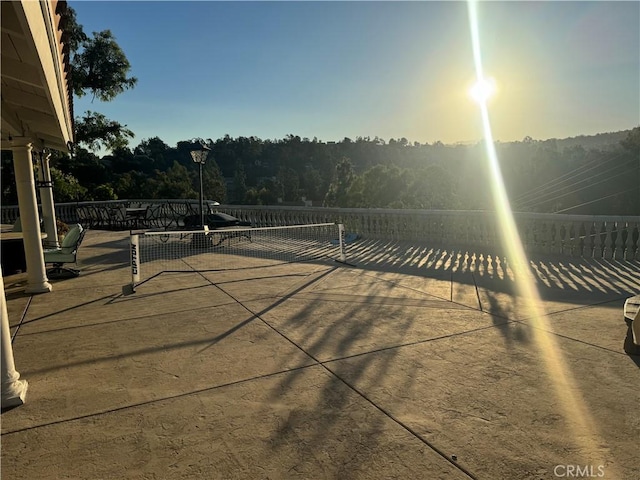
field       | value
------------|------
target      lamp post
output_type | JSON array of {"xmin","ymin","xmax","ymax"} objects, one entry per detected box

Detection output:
[{"xmin": 189, "ymin": 140, "xmax": 211, "ymax": 228}]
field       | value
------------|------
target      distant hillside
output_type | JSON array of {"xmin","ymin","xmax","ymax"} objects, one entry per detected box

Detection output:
[{"xmin": 536, "ymin": 129, "xmax": 635, "ymax": 151}]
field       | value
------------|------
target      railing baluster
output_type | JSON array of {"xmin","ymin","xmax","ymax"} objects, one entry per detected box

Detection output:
[
  {"xmin": 627, "ymin": 221, "xmax": 639, "ymax": 261},
  {"xmin": 592, "ymin": 221, "xmax": 603, "ymax": 258},
  {"xmin": 614, "ymin": 221, "xmax": 623, "ymax": 260}
]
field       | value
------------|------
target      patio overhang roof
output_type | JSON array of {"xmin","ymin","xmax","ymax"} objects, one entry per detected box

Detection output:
[{"xmin": 1, "ymin": 0, "xmax": 74, "ymax": 152}]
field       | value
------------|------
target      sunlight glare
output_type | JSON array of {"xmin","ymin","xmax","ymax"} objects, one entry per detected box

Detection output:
[
  {"xmin": 466, "ymin": 0, "xmax": 611, "ymax": 473},
  {"xmin": 468, "ymin": 76, "xmax": 497, "ymax": 104}
]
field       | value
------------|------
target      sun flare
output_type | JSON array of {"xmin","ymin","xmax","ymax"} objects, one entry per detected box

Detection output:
[
  {"xmin": 466, "ymin": 0, "xmax": 611, "ymax": 473},
  {"xmin": 468, "ymin": 76, "xmax": 497, "ymax": 104}
]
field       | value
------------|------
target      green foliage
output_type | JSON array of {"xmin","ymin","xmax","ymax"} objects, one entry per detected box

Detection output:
[
  {"xmin": 13, "ymin": 127, "xmax": 632, "ymax": 215},
  {"xmin": 71, "ymin": 29, "xmax": 137, "ymax": 101},
  {"xmin": 327, "ymin": 163, "xmax": 459, "ymax": 210},
  {"xmin": 244, "ymin": 187, "xmax": 260, "ymax": 205},
  {"xmin": 114, "ymin": 171, "xmax": 151, "ymax": 199},
  {"xmin": 62, "ymin": 7, "xmax": 137, "ymax": 156},
  {"xmin": 1, "ymin": 9, "xmax": 138, "ymax": 204},
  {"xmin": 324, "ymin": 157, "xmax": 356, "ymax": 207},
  {"xmin": 357, "ymin": 165, "xmax": 407, "ymax": 208},
  {"xmin": 60, "ymin": 148, "xmax": 107, "ymax": 189},
  {"xmin": 92, "ymin": 184, "xmax": 118, "ymax": 201},
  {"xmin": 134, "ymin": 137, "xmax": 174, "ymax": 172},
  {"xmin": 202, "ymin": 161, "xmax": 227, "ymax": 203},
  {"xmin": 621, "ymin": 126, "xmax": 640, "ymax": 152},
  {"xmin": 148, "ymin": 162, "xmax": 196, "ymax": 199},
  {"xmin": 233, "ymin": 162, "xmax": 248, "ymax": 203},
  {"xmin": 301, "ymin": 167, "xmax": 324, "ymax": 200},
  {"xmin": 401, "ymin": 165, "xmax": 458, "ymax": 209},
  {"xmin": 74, "ymin": 111, "xmax": 134, "ymax": 152},
  {"xmin": 243, "ymin": 182, "xmax": 286, "ymax": 205},
  {"xmin": 62, "ymin": 6, "xmax": 88, "ymax": 53},
  {"xmin": 277, "ymin": 167, "xmax": 300, "ymax": 201},
  {"xmin": 50, "ymin": 167, "xmax": 87, "ymax": 202}
]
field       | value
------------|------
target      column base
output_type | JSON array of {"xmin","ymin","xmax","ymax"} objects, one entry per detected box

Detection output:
[
  {"xmin": 25, "ymin": 281, "xmax": 52, "ymax": 294},
  {"xmin": 1, "ymin": 379, "xmax": 28, "ymax": 409}
]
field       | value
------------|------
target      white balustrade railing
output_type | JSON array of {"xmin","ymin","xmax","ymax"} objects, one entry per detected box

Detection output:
[{"xmin": 2, "ymin": 200, "xmax": 638, "ymax": 261}]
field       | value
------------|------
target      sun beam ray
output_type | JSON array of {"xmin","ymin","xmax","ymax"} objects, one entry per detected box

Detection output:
[{"xmin": 466, "ymin": 0, "xmax": 612, "ymax": 473}]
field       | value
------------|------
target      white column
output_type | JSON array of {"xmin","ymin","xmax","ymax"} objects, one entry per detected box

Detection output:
[
  {"xmin": 37, "ymin": 152, "xmax": 60, "ymax": 249},
  {"xmin": 1, "ymin": 268, "xmax": 29, "ymax": 408},
  {"xmin": 12, "ymin": 141, "xmax": 52, "ymax": 293}
]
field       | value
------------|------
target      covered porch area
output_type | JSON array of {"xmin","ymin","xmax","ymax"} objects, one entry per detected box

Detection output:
[{"xmin": 1, "ymin": 0, "xmax": 74, "ymax": 408}]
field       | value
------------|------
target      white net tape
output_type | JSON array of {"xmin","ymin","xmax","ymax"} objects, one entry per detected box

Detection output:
[{"xmin": 129, "ymin": 223, "xmax": 346, "ymax": 287}]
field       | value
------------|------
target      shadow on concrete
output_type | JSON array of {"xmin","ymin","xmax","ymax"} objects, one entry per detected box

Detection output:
[
  {"xmin": 14, "ymin": 268, "xmax": 335, "ymax": 380},
  {"xmin": 482, "ymin": 290, "xmax": 531, "ymax": 345},
  {"xmin": 344, "ymin": 238, "xmax": 639, "ymax": 305},
  {"xmin": 74, "ymin": 230, "xmax": 638, "ymax": 310},
  {"xmin": 217, "ymin": 239, "xmax": 636, "ymax": 475},
  {"xmin": 246, "ymin": 266, "xmax": 480, "ymax": 478}
]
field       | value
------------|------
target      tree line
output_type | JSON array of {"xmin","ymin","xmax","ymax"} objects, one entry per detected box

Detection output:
[{"xmin": 2, "ymin": 129, "xmax": 638, "ymax": 215}]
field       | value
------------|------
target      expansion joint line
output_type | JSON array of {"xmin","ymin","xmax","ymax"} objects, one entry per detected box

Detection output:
[
  {"xmin": 319, "ymin": 362, "xmax": 479, "ymax": 480},
  {"xmin": 1, "ymin": 363, "xmax": 318, "ymax": 436},
  {"xmin": 11, "ymin": 295, "xmax": 33, "ymax": 344}
]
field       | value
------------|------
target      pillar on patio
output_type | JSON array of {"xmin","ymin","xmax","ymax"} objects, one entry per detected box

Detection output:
[
  {"xmin": 0, "ymin": 269, "xmax": 28, "ymax": 408},
  {"xmin": 36, "ymin": 151, "xmax": 60, "ymax": 249},
  {"xmin": 11, "ymin": 139, "xmax": 52, "ymax": 293}
]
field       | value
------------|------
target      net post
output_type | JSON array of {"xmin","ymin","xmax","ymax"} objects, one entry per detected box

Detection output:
[
  {"xmin": 338, "ymin": 223, "xmax": 346, "ymax": 262},
  {"xmin": 123, "ymin": 233, "xmax": 140, "ymax": 295}
]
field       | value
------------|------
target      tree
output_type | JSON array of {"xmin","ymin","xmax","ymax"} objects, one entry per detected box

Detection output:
[
  {"xmin": 620, "ymin": 126, "xmax": 640, "ymax": 153},
  {"xmin": 232, "ymin": 162, "xmax": 248, "ymax": 203},
  {"xmin": 64, "ymin": 6, "xmax": 88, "ymax": 52},
  {"xmin": 93, "ymin": 184, "xmax": 118, "ymax": 201},
  {"xmin": 71, "ymin": 29, "xmax": 137, "ymax": 101},
  {"xmin": 49, "ymin": 167, "xmax": 88, "ymax": 202},
  {"xmin": 114, "ymin": 171, "xmax": 152, "ymax": 199},
  {"xmin": 59, "ymin": 147, "xmax": 109, "ymax": 193},
  {"xmin": 257, "ymin": 179, "xmax": 280, "ymax": 205},
  {"xmin": 133, "ymin": 137, "xmax": 174, "ymax": 172},
  {"xmin": 202, "ymin": 161, "xmax": 227, "ymax": 203},
  {"xmin": 74, "ymin": 111, "xmax": 133, "ymax": 152},
  {"xmin": 63, "ymin": 7, "xmax": 137, "ymax": 152},
  {"xmin": 358, "ymin": 165, "xmax": 406, "ymax": 208},
  {"xmin": 401, "ymin": 165, "xmax": 458, "ymax": 209},
  {"xmin": 277, "ymin": 167, "xmax": 300, "ymax": 201},
  {"xmin": 150, "ymin": 162, "xmax": 196, "ymax": 199},
  {"xmin": 324, "ymin": 157, "xmax": 356, "ymax": 207},
  {"xmin": 615, "ymin": 127, "xmax": 639, "ymax": 214},
  {"xmin": 108, "ymin": 146, "xmax": 136, "ymax": 174},
  {"xmin": 301, "ymin": 166, "xmax": 324, "ymax": 200}
]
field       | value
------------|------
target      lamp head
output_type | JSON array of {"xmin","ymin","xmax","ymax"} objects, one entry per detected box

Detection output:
[{"xmin": 189, "ymin": 139, "xmax": 210, "ymax": 165}]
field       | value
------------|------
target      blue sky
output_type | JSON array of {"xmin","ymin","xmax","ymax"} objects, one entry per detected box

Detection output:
[{"xmin": 71, "ymin": 1, "xmax": 639, "ymax": 149}]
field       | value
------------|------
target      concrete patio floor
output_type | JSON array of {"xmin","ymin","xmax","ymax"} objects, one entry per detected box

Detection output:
[{"xmin": 2, "ymin": 230, "xmax": 639, "ymax": 479}]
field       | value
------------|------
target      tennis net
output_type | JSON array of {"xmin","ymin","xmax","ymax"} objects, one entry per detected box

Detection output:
[{"xmin": 126, "ymin": 223, "xmax": 346, "ymax": 292}]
